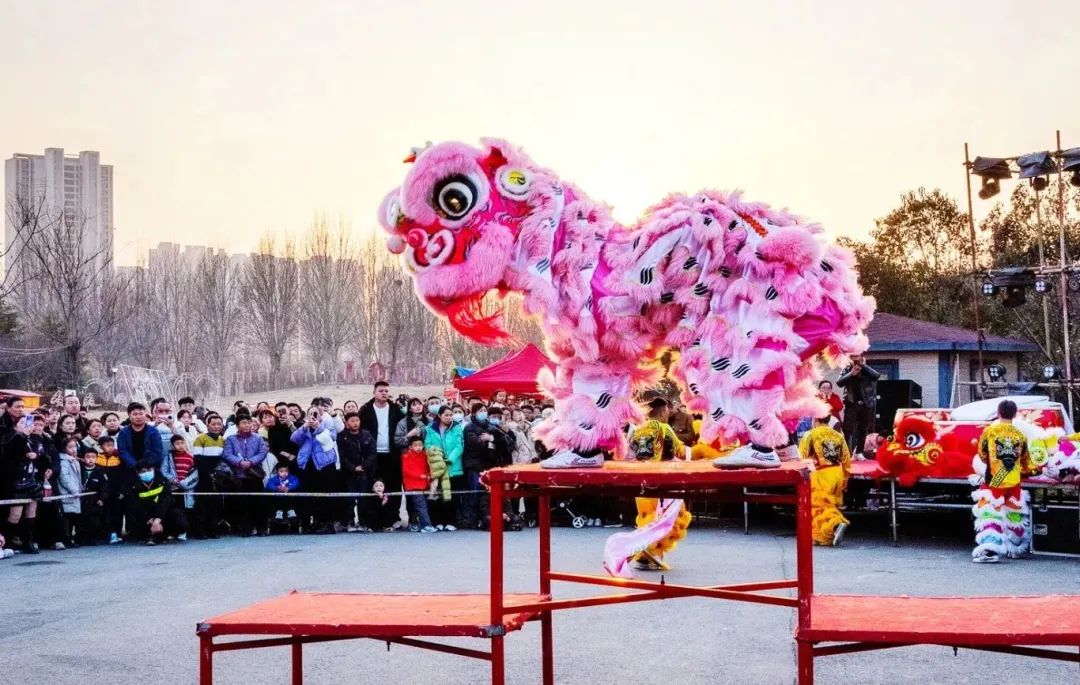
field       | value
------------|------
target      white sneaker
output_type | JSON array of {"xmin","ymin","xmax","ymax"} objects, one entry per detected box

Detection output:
[
  {"xmin": 177, "ymin": 533, "xmax": 188, "ymax": 542},
  {"xmin": 832, "ymin": 523, "xmax": 848, "ymax": 546},
  {"xmin": 274, "ymin": 510, "xmax": 284, "ymax": 521},
  {"xmin": 421, "ymin": 526, "xmax": 437, "ymax": 533},
  {"xmin": 435, "ymin": 525, "xmax": 445, "ymax": 531},
  {"xmin": 1, "ymin": 549, "xmax": 13, "ymax": 559},
  {"xmin": 713, "ymin": 444, "xmax": 782, "ymax": 469},
  {"xmin": 109, "ymin": 533, "xmax": 121, "ymax": 545},
  {"xmin": 444, "ymin": 525, "xmax": 457, "ymax": 532},
  {"xmin": 286, "ymin": 510, "xmax": 297, "ymax": 519},
  {"xmin": 53, "ymin": 542, "xmax": 66, "ymax": 551},
  {"xmin": 972, "ymin": 550, "xmax": 1000, "ymax": 564},
  {"xmin": 540, "ymin": 450, "xmax": 604, "ymax": 469}
]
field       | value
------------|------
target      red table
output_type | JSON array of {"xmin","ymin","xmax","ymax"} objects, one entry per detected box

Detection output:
[{"xmin": 483, "ymin": 459, "xmax": 814, "ymax": 685}]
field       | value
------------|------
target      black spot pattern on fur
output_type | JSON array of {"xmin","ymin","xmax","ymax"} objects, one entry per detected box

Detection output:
[
  {"xmin": 536, "ymin": 258, "xmax": 550, "ymax": 273},
  {"xmin": 693, "ymin": 283, "xmax": 709, "ymax": 297},
  {"xmin": 748, "ymin": 419, "xmax": 762, "ymax": 431},
  {"xmin": 703, "ymin": 216, "xmax": 713, "ymax": 226},
  {"xmin": 692, "ymin": 338, "xmax": 702, "ymax": 346},
  {"xmin": 579, "ymin": 423, "xmax": 593, "ymax": 430},
  {"xmin": 711, "ymin": 407, "xmax": 725, "ymax": 420},
  {"xmin": 765, "ymin": 286, "xmax": 778, "ymax": 301},
  {"xmin": 640, "ymin": 267, "xmax": 654, "ymax": 285},
  {"xmin": 689, "ymin": 383, "xmax": 700, "ymax": 395},
  {"xmin": 596, "ymin": 393, "xmax": 612, "ymax": 409},
  {"xmin": 711, "ymin": 357, "xmax": 731, "ymax": 371},
  {"xmin": 659, "ymin": 292, "xmax": 674, "ymax": 304},
  {"xmin": 755, "ymin": 250, "xmax": 764, "ymax": 260},
  {"xmin": 584, "ymin": 296, "xmax": 593, "ymax": 310},
  {"xmin": 732, "ymin": 364, "xmax": 751, "ymax": 379},
  {"xmin": 683, "ymin": 256, "xmax": 698, "ymax": 270},
  {"xmin": 633, "ymin": 236, "xmax": 641, "ymax": 249},
  {"xmin": 728, "ymin": 219, "xmax": 738, "ymax": 231},
  {"xmin": 820, "ymin": 260, "xmax": 834, "ymax": 272},
  {"xmin": 718, "ymin": 266, "xmax": 732, "ymax": 278}
]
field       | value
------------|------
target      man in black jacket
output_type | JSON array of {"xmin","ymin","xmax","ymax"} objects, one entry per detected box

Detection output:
[
  {"xmin": 338, "ymin": 412, "xmax": 377, "ymax": 530},
  {"xmin": 462, "ymin": 404, "xmax": 515, "ymax": 529},
  {"xmin": 360, "ymin": 381, "xmax": 405, "ymax": 518},
  {"xmin": 127, "ymin": 460, "xmax": 188, "ymax": 545},
  {"xmin": 835, "ymin": 354, "xmax": 881, "ymax": 455}
]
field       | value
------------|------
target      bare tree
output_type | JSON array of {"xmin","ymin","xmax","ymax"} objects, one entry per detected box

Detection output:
[
  {"xmin": 298, "ymin": 216, "xmax": 363, "ymax": 377},
  {"xmin": 242, "ymin": 233, "xmax": 300, "ymax": 377},
  {"xmin": 8, "ymin": 204, "xmax": 130, "ymax": 387},
  {"xmin": 192, "ymin": 251, "xmax": 242, "ymax": 383},
  {"xmin": 154, "ymin": 252, "xmax": 199, "ymax": 376}
]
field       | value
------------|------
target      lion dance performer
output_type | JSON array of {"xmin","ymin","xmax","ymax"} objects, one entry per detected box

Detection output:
[
  {"xmin": 601, "ymin": 396, "xmax": 694, "ymax": 575},
  {"xmin": 799, "ymin": 416, "xmax": 851, "ymax": 546},
  {"xmin": 378, "ymin": 139, "xmax": 874, "ymax": 476},
  {"xmin": 971, "ymin": 400, "xmax": 1040, "ymax": 564}
]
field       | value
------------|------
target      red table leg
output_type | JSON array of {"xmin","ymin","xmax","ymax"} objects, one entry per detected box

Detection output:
[
  {"xmin": 292, "ymin": 640, "xmax": 303, "ymax": 684},
  {"xmin": 539, "ymin": 494, "xmax": 553, "ymax": 685},
  {"xmin": 795, "ymin": 476, "xmax": 814, "ymax": 684},
  {"xmin": 199, "ymin": 635, "xmax": 213, "ymax": 685},
  {"xmin": 490, "ymin": 481, "xmax": 505, "ymax": 685}
]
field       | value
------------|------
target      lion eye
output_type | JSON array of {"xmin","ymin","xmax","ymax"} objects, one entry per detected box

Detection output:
[
  {"xmin": 904, "ymin": 433, "xmax": 925, "ymax": 449},
  {"xmin": 434, "ymin": 176, "xmax": 477, "ymax": 219}
]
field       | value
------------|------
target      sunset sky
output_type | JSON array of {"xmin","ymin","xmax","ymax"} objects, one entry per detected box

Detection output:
[{"xmin": 2, "ymin": 0, "xmax": 1077, "ymax": 264}]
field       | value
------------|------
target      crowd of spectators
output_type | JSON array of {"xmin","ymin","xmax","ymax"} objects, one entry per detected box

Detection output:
[{"xmin": 0, "ymin": 385, "xmax": 557, "ymax": 555}]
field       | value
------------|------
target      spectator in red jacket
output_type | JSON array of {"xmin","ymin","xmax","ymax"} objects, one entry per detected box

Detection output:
[{"xmin": 401, "ymin": 436, "xmax": 435, "ymax": 533}]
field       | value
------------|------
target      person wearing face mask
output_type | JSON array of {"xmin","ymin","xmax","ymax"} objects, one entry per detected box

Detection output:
[
  {"xmin": 424, "ymin": 396, "xmax": 444, "ymax": 424},
  {"xmin": 127, "ymin": 460, "xmax": 187, "ymax": 545},
  {"xmin": 462, "ymin": 404, "xmax": 516, "ymax": 530},
  {"xmin": 424, "ymin": 405, "xmax": 464, "ymax": 530}
]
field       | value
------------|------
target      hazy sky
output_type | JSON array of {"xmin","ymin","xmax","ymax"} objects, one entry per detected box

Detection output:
[{"xmin": 3, "ymin": 0, "xmax": 1078, "ymax": 264}]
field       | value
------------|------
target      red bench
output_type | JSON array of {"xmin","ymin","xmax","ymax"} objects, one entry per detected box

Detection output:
[
  {"xmin": 197, "ymin": 591, "xmax": 547, "ymax": 684},
  {"xmin": 797, "ymin": 594, "xmax": 1080, "ymax": 683}
]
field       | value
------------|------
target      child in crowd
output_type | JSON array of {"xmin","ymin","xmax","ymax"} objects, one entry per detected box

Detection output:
[
  {"xmin": 265, "ymin": 463, "xmax": 300, "ymax": 533},
  {"xmin": 127, "ymin": 460, "xmax": 188, "ymax": 546},
  {"xmin": 402, "ymin": 436, "xmax": 436, "ymax": 533},
  {"xmin": 170, "ymin": 434, "xmax": 198, "ymax": 520},
  {"xmin": 369, "ymin": 480, "xmax": 401, "ymax": 532},
  {"xmin": 76, "ymin": 448, "xmax": 108, "ymax": 545},
  {"xmin": 56, "ymin": 437, "xmax": 83, "ymax": 549},
  {"xmin": 96, "ymin": 436, "xmax": 125, "ymax": 544}
]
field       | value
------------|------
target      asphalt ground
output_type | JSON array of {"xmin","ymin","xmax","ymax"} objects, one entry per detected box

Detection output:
[{"xmin": 2, "ymin": 515, "xmax": 1078, "ymax": 684}]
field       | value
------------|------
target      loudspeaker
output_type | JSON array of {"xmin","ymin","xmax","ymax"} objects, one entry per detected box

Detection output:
[{"xmin": 875, "ymin": 380, "xmax": 922, "ymax": 434}]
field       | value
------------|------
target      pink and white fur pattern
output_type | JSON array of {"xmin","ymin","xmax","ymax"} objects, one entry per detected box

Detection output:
[{"xmin": 378, "ymin": 140, "xmax": 875, "ymax": 458}]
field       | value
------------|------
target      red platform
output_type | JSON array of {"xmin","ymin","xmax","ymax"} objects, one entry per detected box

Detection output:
[
  {"xmin": 484, "ymin": 458, "xmax": 809, "ymax": 490},
  {"xmin": 197, "ymin": 592, "xmax": 547, "ymax": 684},
  {"xmin": 797, "ymin": 594, "xmax": 1080, "ymax": 681}
]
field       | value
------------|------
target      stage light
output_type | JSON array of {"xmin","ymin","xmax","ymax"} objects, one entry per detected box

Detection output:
[
  {"xmin": 1018, "ymin": 151, "xmax": 1057, "ymax": 194},
  {"xmin": 1043, "ymin": 364, "xmax": 1059, "ymax": 380},
  {"xmin": 978, "ymin": 177, "xmax": 1000, "ymax": 199},
  {"xmin": 981, "ymin": 280, "xmax": 997, "ymax": 296},
  {"xmin": 986, "ymin": 363, "xmax": 1006, "ymax": 381},
  {"xmin": 1034, "ymin": 276, "xmax": 1050, "ymax": 293}
]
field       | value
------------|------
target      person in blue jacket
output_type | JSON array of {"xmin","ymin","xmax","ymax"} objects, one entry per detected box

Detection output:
[
  {"xmin": 265, "ymin": 463, "xmax": 301, "ymax": 533},
  {"xmin": 291, "ymin": 406, "xmax": 340, "ymax": 534}
]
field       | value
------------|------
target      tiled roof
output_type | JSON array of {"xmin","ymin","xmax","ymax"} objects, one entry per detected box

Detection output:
[{"xmin": 867, "ymin": 312, "xmax": 1037, "ymax": 353}]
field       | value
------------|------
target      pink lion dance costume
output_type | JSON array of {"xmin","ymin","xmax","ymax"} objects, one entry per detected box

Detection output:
[{"xmin": 378, "ymin": 139, "xmax": 874, "ymax": 469}]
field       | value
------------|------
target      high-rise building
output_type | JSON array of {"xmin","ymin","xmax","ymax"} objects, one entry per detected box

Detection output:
[{"xmin": 4, "ymin": 148, "xmax": 114, "ymax": 301}]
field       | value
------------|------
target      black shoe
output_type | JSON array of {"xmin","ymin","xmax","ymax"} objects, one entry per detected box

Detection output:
[
  {"xmin": 239, "ymin": 531, "xmax": 252, "ymax": 538},
  {"xmin": 207, "ymin": 532, "xmax": 220, "ymax": 540},
  {"xmin": 255, "ymin": 529, "xmax": 268, "ymax": 537}
]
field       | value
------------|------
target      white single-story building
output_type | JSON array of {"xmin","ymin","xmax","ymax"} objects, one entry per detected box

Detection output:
[{"xmin": 855, "ymin": 312, "xmax": 1038, "ymax": 409}]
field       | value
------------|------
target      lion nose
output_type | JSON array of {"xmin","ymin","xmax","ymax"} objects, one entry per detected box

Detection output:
[{"xmin": 406, "ymin": 229, "xmax": 428, "ymax": 249}]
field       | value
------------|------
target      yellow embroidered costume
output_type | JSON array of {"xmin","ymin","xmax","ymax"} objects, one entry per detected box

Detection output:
[
  {"xmin": 798, "ymin": 424, "xmax": 851, "ymax": 546},
  {"xmin": 629, "ymin": 420, "xmax": 692, "ymax": 568},
  {"xmin": 972, "ymin": 422, "xmax": 1036, "ymax": 560}
]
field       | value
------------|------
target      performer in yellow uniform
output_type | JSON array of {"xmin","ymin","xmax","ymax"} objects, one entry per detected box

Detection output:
[
  {"xmin": 627, "ymin": 396, "xmax": 693, "ymax": 571},
  {"xmin": 798, "ymin": 416, "xmax": 852, "ymax": 546},
  {"xmin": 971, "ymin": 400, "xmax": 1040, "ymax": 564}
]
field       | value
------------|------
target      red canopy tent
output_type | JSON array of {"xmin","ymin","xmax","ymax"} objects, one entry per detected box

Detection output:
[{"xmin": 452, "ymin": 344, "xmax": 555, "ymax": 398}]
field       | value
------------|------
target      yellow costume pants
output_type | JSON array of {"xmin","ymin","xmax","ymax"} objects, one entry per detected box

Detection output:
[
  {"xmin": 811, "ymin": 466, "xmax": 849, "ymax": 546},
  {"xmin": 634, "ymin": 497, "xmax": 692, "ymax": 559}
]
